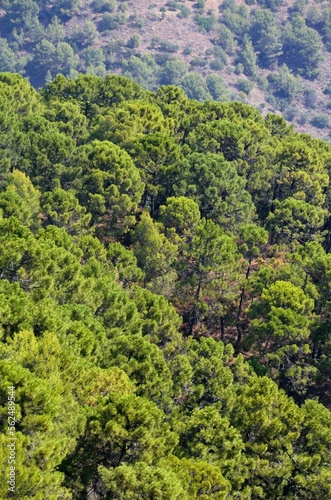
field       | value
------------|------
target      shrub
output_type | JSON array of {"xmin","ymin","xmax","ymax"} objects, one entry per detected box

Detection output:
[
  {"xmin": 180, "ymin": 72, "xmax": 211, "ymax": 100},
  {"xmin": 159, "ymin": 59, "xmax": 187, "ymax": 85},
  {"xmin": 195, "ymin": 13, "xmax": 217, "ymax": 32},
  {"xmin": 177, "ymin": 5, "xmax": 191, "ymax": 18},
  {"xmin": 183, "ymin": 46, "xmax": 193, "ymax": 55},
  {"xmin": 118, "ymin": 2, "xmax": 127, "ymax": 12},
  {"xmin": 234, "ymin": 63, "xmax": 244, "ymax": 74},
  {"xmin": 304, "ymin": 89, "xmax": 317, "ymax": 109},
  {"xmin": 284, "ymin": 106, "xmax": 298, "ymax": 121},
  {"xmin": 210, "ymin": 59, "xmax": 225, "ymax": 70},
  {"xmin": 206, "ymin": 74, "xmax": 231, "ymax": 100},
  {"xmin": 256, "ymin": 75, "xmax": 268, "ymax": 91},
  {"xmin": 210, "ymin": 47, "xmax": 227, "ymax": 70},
  {"xmin": 166, "ymin": 1, "xmax": 179, "ymax": 11},
  {"xmin": 92, "ymin": 0, "xmax": 117, "ymax": 12},
  {"xmin": 195, "ymin": 0, "xmax": 206, "ymax": 9},
  {"xmin": 266, "ymin": 94, "xmax": 277, "ymax": 106},
  {"xmin": 71, "ymin": 21, "xmax": 98, "ymax": 47},
  {"xmin": 215, "ymin": 24, "xmax": 237, "ymax": 55},
  {"xmin": 282, "ymin": 16, "xmax": 323, "ymax": 78},
  {"xmin": 237, "ymin": 78, "xmax": 254, "ymax": 95},
  {"xmin": 267, "ymin": 65, "xmax": 298, "ymax": 103},
  {"xmin": 298, "ymin": 113, "xmax": 308, "ymax": 125},
  {"xmin": 190, "ymin": 57, "xmax": 207, "ymax": 67},
  {"xmin": 99, "ymin": 12, "xmax": 126, "ymax": 31},
  {"xmin": 157, "ymin": 41, "xmax": 179, "ymax": 53},
  {"xmin": 256, "ymin": 0, "xmax": 283, "ymax": 12},
  {"xmin": 154, "ymin": 53, "xmax": 174, "ymax": 65},
  {"xmin": 127, "ymin": 33, "xmax": 141, "ymax": 49},
  {"xmin": 311, "ymin": 114, "xmax": 329, "ymax": 128},
  {"xmin": 213, "ymin": 46, "xmax": 228, "ymax": 62},
  {"xmin": 80, "ymin": 47, "xmax": 106, "ymax": 68},
  {"xmin": 129, "ymin": 15, "xmax": 145, "ymax": 28}
]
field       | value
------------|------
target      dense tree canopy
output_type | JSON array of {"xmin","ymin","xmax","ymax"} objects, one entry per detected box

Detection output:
[{"xmin": 0, "ymin": 73, "xmax": 331, "ymax": 499}]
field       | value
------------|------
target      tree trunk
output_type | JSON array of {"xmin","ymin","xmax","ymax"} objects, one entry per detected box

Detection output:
[
  {"xmin": 220, "ymin": 315, "xmax": 225, "ymax": 341},
  {"xmin": 188, "ymin": 274, "xmax": 202, "ymax": 336},
  {"xmin": 236, "ymin": 262, "xmax": 251, "ymax": 343}
]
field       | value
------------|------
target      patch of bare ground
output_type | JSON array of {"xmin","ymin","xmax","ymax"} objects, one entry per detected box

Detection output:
[{"xmin": 111, "ymin": 1, "xmax": 215, "ymax": 60}]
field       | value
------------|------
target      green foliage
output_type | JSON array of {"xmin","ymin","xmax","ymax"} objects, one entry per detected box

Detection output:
[
  {"xmin": 64, "ymin": 393, "xmax": 177, "ymax": 492},
  {"xmin": 99, "ymin": 11, "xmax": 126, "ymax": 31},
  {"xmin": 311, "ymin": 114, "xmax": 329, "ymax": 129},
  {"xmin": 267, "ymin": 197, "xmax": 325, "ymax": 245},
  {"xmin": 195, "ymin": 12, "xmax": 217, "ymax": 33},
  {"xmin": 215, "ymin": 23, "xmax": 237, "ymax": 55},
  {"xmin": 80, "ymin": 47, "xmax": 106, "ymax": 73},
  {"xmin": 180, "ymin": 72, "xmax": 212, "ymax": 101},
  {"xmin": 177, "ymin": 4, "xmax": 191, "ymax": 19},
  {"xmin": 247, "ymin": 281, "xmax": 316, "ymax": 396},
  {"xmin": 0, "ymin": 0, "xmax": 328, "ymax": 129},
  {"xmin": 160, "ymin": 60, "xmax": 187, "ymax": 86},
  {"xmin": 176, "ymin": 152, "xmax": 255, "ymax": 228},
  {"xmin": 282, "ymin": 16, "xmax": 323, "ymax": 78},
  {"xmin": 0, "ymin": 73, "xmax": 330, "ymax": 499},
  {"xmin": 0, "ymin": 170, "xmax": 40, "ymax": 229},
  {"xmin": 194, "ymin": 0, "xmax": 205, "ymax": 10},
  {"xmin": 190, "ymin": 57, "xmax": 207, "ymax": 68},
  {"xmin": 304, "ymin": 88, "xmax": 317, "ymax": 108},
  {"xmin": 156, "ymin": 40, "xmax": 179, "ymax": 53},
  {"xmin": 267, "ymin": 64, "xmax": 298, "ymax": 103},
  {"xmin": 237, "ymin": 77, "xmax": 254, "ymax": 95},
  {"xmin": 92, "ymin": 100, "xmax": 169, "ymax": 147},
  {"xmin": 79, "ymin": 139, "xmax": 144, "ymax": 232},
  {"xmin": 41, "ymin": 188, "xmax": 91, "ymax": 235},
  {"xmin": 238, "ymin": 35, "xmax": 258, "ymax": 78},
  {"xmin": 256, "ymin": 0, "xmax": 283, "ymax": 12},
  {"xmin": 71, "ymin": 20, "xmax": 98, "ymax": 47},
  {"xmin": 206, "ymin": 74, "xmax": 232, "ymax": 101},
  {"xmin": 0, "ymin": 328, "xmax": 86, "ymax": 498},
  {"xmin": 159, "ymin": 196, "xmax": 201, "ymax": 239},
  {"xmin": 3, "ymin": 0, "xmax": 39, "ymax": 28},
  {"xmin": 127, "ymin": 32, "xmax": 141, "ymax": 49},
  {"xmin": 44, "ymin": 16, "xmax": 66, "ymax": 44},
  {"xmin": 177, "ymin": 219, "xmax": 241, "ymax": 333},
  {"xmin": 92, "ymin": 0, "xmax": 117, "ymax": 13},
  {"xmin": 99, "ymin": 461, "xmax": 187, "ymax": 499},
  {"xmin": 129, "ymin": 132, "xmax": 182, "ymax": 213},
  {"xmin": 0, "ymin": 38, "xmax": 24, "ymax": 73},
  {"xmin": 122, "ymin": 55, "xmax": 159, "ymax": 89},
  {"xmin": 221, "ymin": 2, "xmax": 250, "ymax": 37},
  {"xmin": 51, "ymin": 0, "xmax": 79, "ymax": 18},
  {"xmin": 33, "ymin": 40, "xmax": 79, "ymax": 78},
  {"xmin": 133, "ymin": 212, "xmax": 178, "ymax": 296},
  {"xmin": 250, "ymin": 9, "xmax": 283, "ymax": 68}
]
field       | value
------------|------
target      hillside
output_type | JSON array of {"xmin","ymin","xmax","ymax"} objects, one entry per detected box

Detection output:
[
  {"xmin": 2, "ymin": 0, "xmax": 331, "ymax": 139},
  {"xmin": 0, "ymin": 72, "xmax": 331, "ymax": 498}
]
